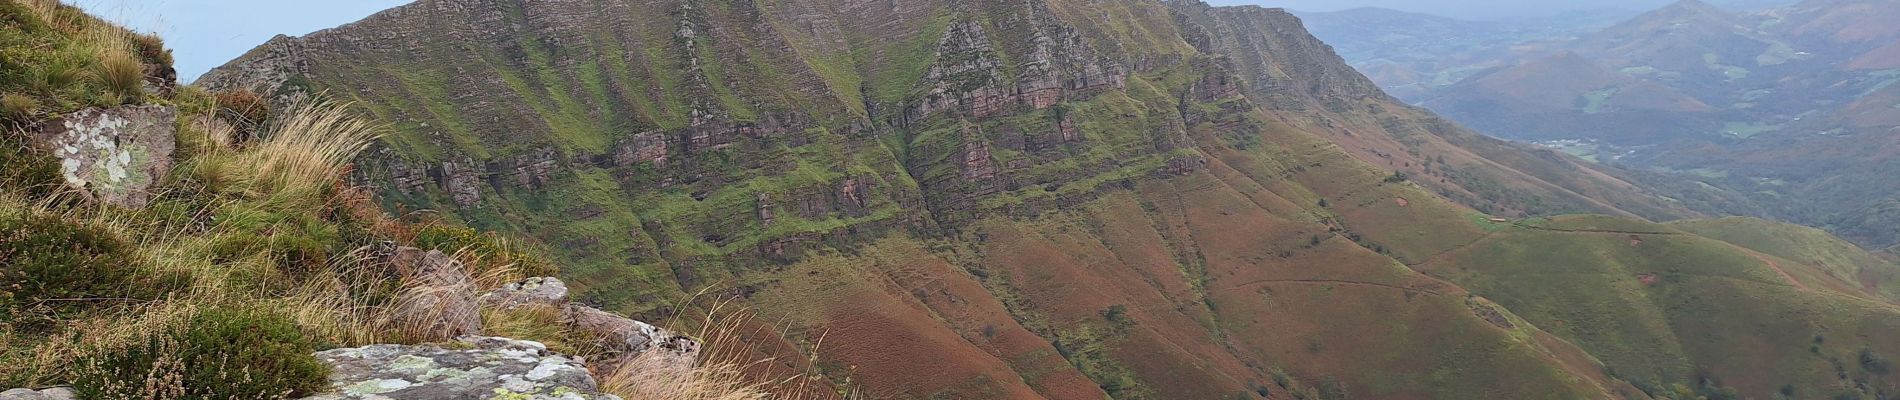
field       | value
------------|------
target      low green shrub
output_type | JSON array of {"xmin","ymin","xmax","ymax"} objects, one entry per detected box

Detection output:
[
  {"xmin": 0, "ymin": 210, "xmax": 181, "ymax": 327},
  {"xmin": 212, "ymin": 88, "xmax": 269, "ymax": 130},
  {"xmin": 0, "ymin": 133, "xmax": 63, "ymax": 198},
  {"xmin": 129, "ymin": 32, "xmax": 171, "ymax": 67},
  {"xmin": 1861, "ymin": 349, "xmax": 1892, "ymax": 374},
  {"xmin": 71, "ymin": 307, "xmax": 331, "ymax": 400}
]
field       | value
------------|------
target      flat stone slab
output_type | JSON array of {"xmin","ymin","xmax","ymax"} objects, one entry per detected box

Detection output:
[
  {"xmin": 479, "ymin": 277, "xmax": 570, "ymax": 310},
  {"xmin": 300, "ymin": 336, "xmax": 620, "ymax": 400},
  {"xmin": 0, "ymin": 387, "xmax": 74, "ymax": 400}
]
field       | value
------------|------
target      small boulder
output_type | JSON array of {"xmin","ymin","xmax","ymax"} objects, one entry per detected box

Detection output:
[
  {"xmin": 0, "ymin": 387, "xmax": 74, "ymax": 400},
  {"xmin": 480, "ymin": 277, "xmax": 570, "ymax": 310},
  {"xmin": 386, "ymin": 246, "xmax": 482, "ymax": 339},
  {"xmin": 563, "ymin": 305, "xmax": 701, "ymax": 371},
  {"xmin": 30, "ymin": 106, "xmax": 177, "ymax": 208},
  {"xmin": 300, "ymin": 336, "xmax": 620, "ymax": 400}
]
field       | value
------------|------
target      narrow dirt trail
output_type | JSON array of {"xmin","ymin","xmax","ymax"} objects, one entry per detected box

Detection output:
[
  {"xmin": 1509, "ymin": 223, "xmax": 1685, "ymax": 236},
  {"xmin": 1739, "ymin": 248, "xmax": 1811, "ymax": 291},
  {"xmin": 1216, "ymin": 278, "xmax": 1445, "ymax": 296}
]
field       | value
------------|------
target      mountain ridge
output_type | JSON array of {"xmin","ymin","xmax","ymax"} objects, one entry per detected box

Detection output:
[{"xmin": 193, "ymin": 0, "xmax": 1900, "ymax": 398}]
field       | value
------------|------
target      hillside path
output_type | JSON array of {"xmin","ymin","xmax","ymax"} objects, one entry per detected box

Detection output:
[{"xmin": 1217, "ymin": 278, "xmax": 1445, "ymax": 296}]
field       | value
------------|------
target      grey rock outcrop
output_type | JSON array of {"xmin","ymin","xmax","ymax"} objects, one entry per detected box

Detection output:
[
  {"xmin": 30, "ymin": 106, "xmax": 177, "ymax": 208},
  {"xmin": 386, "ymin": 246, "xmax": 483, "ymax": 339},
  {"xmin": 0, "ymin": 387, "xmax": 74, "ymax": 400},
  {"xmin": 440, "ymin": 157, "xmax": 484, "ymax": 207},
  {"xmin": 475, "ymin": 277, "xmax": 702, "ymax": 372},
  {"xmin": 299, "ymin": 336, "xmax": 620, "ymax": 400},
  {"xmin": 563, "ymin": 305, "xmax": 701, "ymax": 372},
  {"xmin": 479, "ymin": 277, "xmax": 571, "ymax": 310}
]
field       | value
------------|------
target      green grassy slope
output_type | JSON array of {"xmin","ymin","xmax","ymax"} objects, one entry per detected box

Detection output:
[
  {"xmin": 1674, "ymin": 217, "xmax": 1900, "ymax": 301},
  {"xmin": 189, "ymin": 0, "xmax": 1900, "ymax": 398}
]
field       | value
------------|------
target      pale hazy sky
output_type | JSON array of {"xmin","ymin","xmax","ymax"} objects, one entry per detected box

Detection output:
[
  {"xmin": 1213, "ymin": 0, "xmax": 1799, "ymax": 19},
  {"xmin": 75, "ymin": 0, "xmax": 411, "ymax": 83}
]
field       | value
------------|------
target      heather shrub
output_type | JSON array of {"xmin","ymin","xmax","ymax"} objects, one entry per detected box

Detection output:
[
  {"xmin": 71, "ymin": 307, "xmax": 330, "ymax": 400},
  {"xmin": 0, "ymin": 210, "xmax": 182, "ymax": 328}
]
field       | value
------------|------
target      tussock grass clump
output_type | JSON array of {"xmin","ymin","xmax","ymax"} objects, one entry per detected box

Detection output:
[
  {"xmin": 91, "ymin": 46, "xmax": 143, "ymax": 104},
  {"xmin": 227, "ymin": 100, "xmax": 382, "ymax": 200},
  {"xmin": 1, "ymin": 93, "xmax": 38, "ymax": 122},
  {"xmin": 1, "ymin": 0, "xmax": 153, "ymax": 113},
  {"xmin": 601, "ymin": 351, "xmax": 772, "ymax": 400},
  {"xmin": 597, "ymin": 301, "xmax": 773, "ymax": 400}
]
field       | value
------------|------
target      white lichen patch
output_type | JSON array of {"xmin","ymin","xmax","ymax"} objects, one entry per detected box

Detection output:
[
  {"xmin": 51, "ymin": 112, "xmax": 131, "ymax": 188},
  {"xmin": 343, "ymin": 378, "xmax": 414, "ymax": 395},
  {"xmin": 386, "ymin": 355, "xmax": 439, "ymax": 374}
]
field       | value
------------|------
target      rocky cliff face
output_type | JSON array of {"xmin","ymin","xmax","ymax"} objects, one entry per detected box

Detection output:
[{"xmin": 201, "ymin": 0, "xmax": 1900, "ymax": 398}]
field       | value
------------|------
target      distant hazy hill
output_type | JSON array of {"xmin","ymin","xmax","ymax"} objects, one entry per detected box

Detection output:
[
  {"xmin": 1419, "ymin": 51, "xmax": 1721, "ymax": 143},
  {"xmin": 1295, "ymin": 7, "xmax": 1625, "ymax": 99},
  {"xmin": 1309, "ymin": 0, "xmax": 1900, "ymax": 251}
]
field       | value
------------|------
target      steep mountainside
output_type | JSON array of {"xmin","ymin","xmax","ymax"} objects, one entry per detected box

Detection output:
[{"xmin": 201, "ymin": 0, "xmax": 1900, "ymax": 398}]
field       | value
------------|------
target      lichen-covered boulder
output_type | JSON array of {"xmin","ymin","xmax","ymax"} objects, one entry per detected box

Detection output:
[
  {"xmin": 0, "ymin": 387, "xmax": 74, "ymax": 400},
  {"xmin": 31, "ymin": 106, "xmax": 176, "ymax": 208},
  {"xmin": 385, "ymin": 246, "xmax": 482, "ymax": 339},
  {"xmin": 299, "ymin": 336, "xmax": 620, "ymax": 400},
  {"xmin": 563, "ymin": 305, "xmax": 701, "ymax": 371},
  {"xmin": 480, "ymin": 277, "xmax": 570, "ymax": 310}
]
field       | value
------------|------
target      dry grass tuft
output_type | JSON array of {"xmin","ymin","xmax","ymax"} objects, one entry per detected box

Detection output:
[
  {"xmin": 81, "ymin": 25, "xmax": 143, "ymax": 105},
  {"xmin": 481, "ymin": 304, "xmax": 572, "ymax": 351},
  {"xmin": 17, "ymin": 0, "xmax": 85, "ymax": 34},
  {"xmin": 225, "ymin": 99, "xmax": 383, "ymax": 201},
  {"xmin": 597, "ymin": 298, "xmax": 859, "ymax": 400},
  {"xmin": 91, "ymin": 48, "xmax": 143, "ymax": 104},
  {"xmin": 599, "ymin": 350, "xmax": 771, "ymax": 400},
  {"xmin": 1, "ymin": 94, "xmax": 39, "ymax": 121}
]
